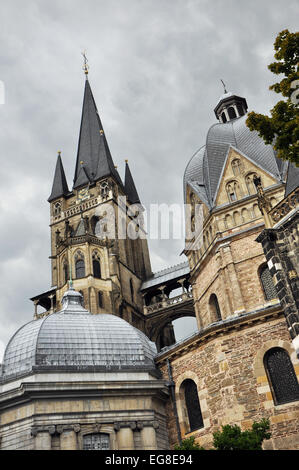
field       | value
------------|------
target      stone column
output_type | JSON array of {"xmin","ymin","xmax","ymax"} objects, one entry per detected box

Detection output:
[
  {"xmin": 33, "ymin": 300, "xmax": 39, "ymax": 319},
  {"xmin": 49, "ymin": 294, "xmax": 54, "ymax": 313},
  {"xmin": 114, "ymin": 422, "xmax": 136, "ymax": 450},
  {"xmin": 138, "ymin": 421, "xmax": 159, "ymax": 450},
  {"xmin": 58, "ymin": 424, "xmax": 80, "ymax": 450},
  {"xmin": 32, "ymin": 426, "xmax": 55, "ymax": 450}
]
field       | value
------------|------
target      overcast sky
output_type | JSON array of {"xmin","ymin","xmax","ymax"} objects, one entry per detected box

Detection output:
[{"xmin": 0, "ymin": 0, "xmax": 297, "ymax": 360}]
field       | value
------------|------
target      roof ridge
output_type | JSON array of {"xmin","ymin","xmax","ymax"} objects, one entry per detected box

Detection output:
[{"xmin": 151, "ymin": 260, "xmax": 189, "ymax": 277}]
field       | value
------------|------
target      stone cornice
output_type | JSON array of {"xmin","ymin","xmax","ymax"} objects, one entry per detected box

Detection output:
[{"xmin": 0, "ymin": 379, "xmax": 170, "ymax": 411}]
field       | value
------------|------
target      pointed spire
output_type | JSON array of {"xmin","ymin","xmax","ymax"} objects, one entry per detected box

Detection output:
[
  {"xmin": 48, "ymin": 152, "xmax": 70, "ymax": 202},
  {"xmin": 73, "ymin": 79, "xmax": 123, "ymax": 189},
  {"xmin": 124, "ymin": 160, "xmax": 141, "ymax": 204}
]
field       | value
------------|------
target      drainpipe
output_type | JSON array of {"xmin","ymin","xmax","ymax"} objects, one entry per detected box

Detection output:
[{"xmin": 166, "ymin": 358, "xmax": 182, "ymax": 445}]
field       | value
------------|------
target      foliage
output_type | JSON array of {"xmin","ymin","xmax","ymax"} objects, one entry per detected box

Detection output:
[
  {"xmin": 174, "ymin": 419, "xmax": 271, "ymax": 451},
  {"xmin": 212, "ymin": 418, "xmax": 271, "ymax": 450},
  {"xmin": 174, "ymin": 436, "xmax": 205, "ymax": 450},
  {"xmin": 246, "ymin": 29, "xmax": 299, "ymax": 165}
]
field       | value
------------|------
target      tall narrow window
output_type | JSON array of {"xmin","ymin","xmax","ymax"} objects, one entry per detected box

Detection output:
[
  {"xmin": 53, "ymin": 202, "xmax": 61, "ymax": 216},
  {"xmin": 75, "ymin": 251, "xmax": 85, "ymax": 279},
  {"xmin": 98, "ymin": 291, "xmax": 103, "ymax": 308},
  {"xmin": 228, "ymin": 106, "xmax": 237, "ymax": 119},
  {"xmin": 92, "ymin": 251, "xmax": 101, "ymax": 279},
  {"xmin": 245, "ymin": 173, "xmax": 258, "ymax": 195},
  {"xmin": 237, "ymin": 103, "xmax": 244, "ymax": 117},
  {"xmin": 221, "ymin": 111, "xmax": 227, "ymax": 123},
  {"xmin": 130, "ymin": 279, "xmax": 134, "ymax": 303},
  {"xmin": 63, "ymin": 259, "xmax": 69, "ymax": 285},
  {"xmin": 209, "ymin": 294, "xmax": 222, "ymax": 321},
  {"xmin": 226, "ymin": 181, "xmax": 239, "ymax": 202},
  {"xmin": 83, "ymin": 433, "xmax": 110, "ymax": 450},
  {"xmin": 181, "ymin": 379, "xmax": 204, "ymax": 432},
  {"xmin": 231, "ymin": 159, "xmax": 242, "ymax": 176},
  {"xmin": 259, "ymin": 264, "xmax": 277, "ymax": 300},
  {"xmin": 264, "ymin": 348, "xmax": 299, "ymax": 405}
]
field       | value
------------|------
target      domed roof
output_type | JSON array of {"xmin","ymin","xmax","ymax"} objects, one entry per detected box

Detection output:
[
  {"xmin": 184, "ymin": 111, "xmax": 286, "ymax": 207},
  {"xmin": 1, "ymin": 288, "xmax": 157, "ymax": 382}
]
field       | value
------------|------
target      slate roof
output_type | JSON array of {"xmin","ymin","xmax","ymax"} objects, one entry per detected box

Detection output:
[
  {"xmin": 73, "ymin": 79, "xmax": 123, "ymax": 190},
  {"xmin": 184, "ymin": 111, "xmax": 285, "ymax": 209},
  {"xmin": 48, "ymin": 154, "xmax": 70, "ymax": 202},
  {"xmin": 141, "ymin": 261, "xmax": 190, "ymax": 290},
  {"xmin": 124, "ymin": 161, "xmax": 141, "ymax": 204},
  {"xmin": 285, "ymin": 161, "xmax": 299, "ymax": 197}
]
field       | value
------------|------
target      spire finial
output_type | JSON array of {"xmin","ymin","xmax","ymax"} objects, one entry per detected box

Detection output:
[
  {"xmin": 125, "ymin": 159, "xmax": 128, "ymax": 163},
  {"xmin": 220, "ymin": 79, "xmax": 227, "ymax": 94},
  {"xmin": 82, "ymin": 51, "xmax": 89, "ymax": 78}
]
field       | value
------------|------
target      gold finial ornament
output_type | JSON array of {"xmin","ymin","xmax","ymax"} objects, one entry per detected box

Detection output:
[
  {"xmin": 114, "ymin": 165, "xmax": 118, "ymax": 169},
  {"xmin": 100, "ymin": 129, "xmax": 104, "ymax": 135},
  {"xmin": 58, "ymin": 150, "xmax": 61, "ymax": 156},
  {"xmin": 80, "ymin": 160, "xmax": 84, "ymax": 165},
  {"xmin": 125, "ymin": 159, "xmax": 128, "ymax": 163},
  {"xmin": 82, "ymin": 51, "xmax": 89, "ymax": 76}
]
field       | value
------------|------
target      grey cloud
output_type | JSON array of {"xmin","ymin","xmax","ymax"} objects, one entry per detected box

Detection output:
[{"xmin": 0, "ymin": 0, "xmax": 297, "ymax": 359}]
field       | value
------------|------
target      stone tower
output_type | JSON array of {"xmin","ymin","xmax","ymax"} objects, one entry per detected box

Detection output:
[{"xmin": 33, "ymin": 75, "xmax": 152, "ymax": 332}]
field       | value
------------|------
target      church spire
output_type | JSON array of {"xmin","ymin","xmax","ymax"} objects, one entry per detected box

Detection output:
[
  {"xmin": 73, "ymin": 78, "xmax": 123, "ymax": 190},
  {"xmin": 124, "ymin": 160, "xmax": 141, "ymax": 204},
  {"xmin": 48, "ymin": 152, "xmax": 70, "ymax": 202}
]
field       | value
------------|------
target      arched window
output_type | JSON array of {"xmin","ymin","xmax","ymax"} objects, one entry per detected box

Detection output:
[
  {"xmin": 181, "ymin": 379, "xmax": 204, "ymax": 432},
  {"xmin": 130, "ymin": 279, "xmax": 134, "ymax": 303},
  {"xmin": 245, "ymin": 173, "xmax": 258, "ymax": 195},
  {"xmin": 62, "ymin": 259, "xmax": 69, "ymax": 285},
  {"xmin": 237, "ymin": 103, "xmax": 244, "ymax": 117},
  {"xmin": 228, "ymin": 106, "xmax": 237, "ymax": 119},
  {"xmin": 53, "ymin": 202, "xmax": 61, "ymax": 216},
  {"xmin": 264, "ymin": 348, "xmax": 299, "ymax": 405},
  {"xmin": 231, "ymin": 159, "xmax": 242, "ymax": 176},
  {"xmin": 226, "ymin": 181, "xmax": 239, "ymax": 202},
  {"xmin": 221, "ymin": 111, "xmax": 227, "ymax": 123},
  {"xmin": 98, "ymin": 291, "xmax": 103, "ymax": 308},
  {"xmin": 92, "ymin": 251, "xmax": 101, "ymax": 279},
  {"xmin": 209, "ymin": 294, "xmax": 222, "ymax": 321},
  {"xmin": 259, "ymin": 264, "xmax": 277, "ymax": 300},
  {"xmin": 75, "ymin": 251, "xmax": 85, "ymax": 279},
  {"xmin": 83, "ymin": 433, "xmax": 110, "ymax": 450}
]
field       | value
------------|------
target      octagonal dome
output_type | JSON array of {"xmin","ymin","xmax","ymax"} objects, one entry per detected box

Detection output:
[{"xmin": 1, "ymin": 288, "xmax": 157, "ymax": 382}]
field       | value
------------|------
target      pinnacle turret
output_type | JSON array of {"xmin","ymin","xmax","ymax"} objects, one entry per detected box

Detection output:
[{"xmin": 48, "ymin": 152, "xmax": 70, "ymax": 202}]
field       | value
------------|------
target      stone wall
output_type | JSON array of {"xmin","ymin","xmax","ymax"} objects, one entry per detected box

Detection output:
[{"xmin": 157, "ymin": 314, "xmax": 299, "ymax": 450}]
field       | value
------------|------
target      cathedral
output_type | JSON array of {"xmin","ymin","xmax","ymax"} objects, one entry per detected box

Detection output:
[{"xmin": 0, "ymin": 66, "xmax": 298, "ymax": 450}]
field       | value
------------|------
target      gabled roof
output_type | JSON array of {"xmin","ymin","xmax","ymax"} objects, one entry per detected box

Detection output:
[
  {"xmin": 124, "ymin": 161, "xmax": 141, "ymax": 204},
  {"xmin": 73, "ymin": 79, "xmax": 123, "ymax": 190},
  {"xmin": 48, "ymin": 154, "xmax": 70, "ymax": 202}
]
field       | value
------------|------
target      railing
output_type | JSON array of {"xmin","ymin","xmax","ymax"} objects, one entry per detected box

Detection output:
[
  {"xmin": 144, "ymin": 292, "xmax": 193, "ymax": 314},
  {"xmin": 269, "ymin": 187, "xmax": 299, "ymax": 224}
]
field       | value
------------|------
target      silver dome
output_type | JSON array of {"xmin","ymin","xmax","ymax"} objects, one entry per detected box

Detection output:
[
  {"xmin": 184, "ymin": 113, "xmax": 286, "ymax": 207},
  {"xmin": 1, "ymin": 288, "xmax": 157, "ymax": 382}
]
